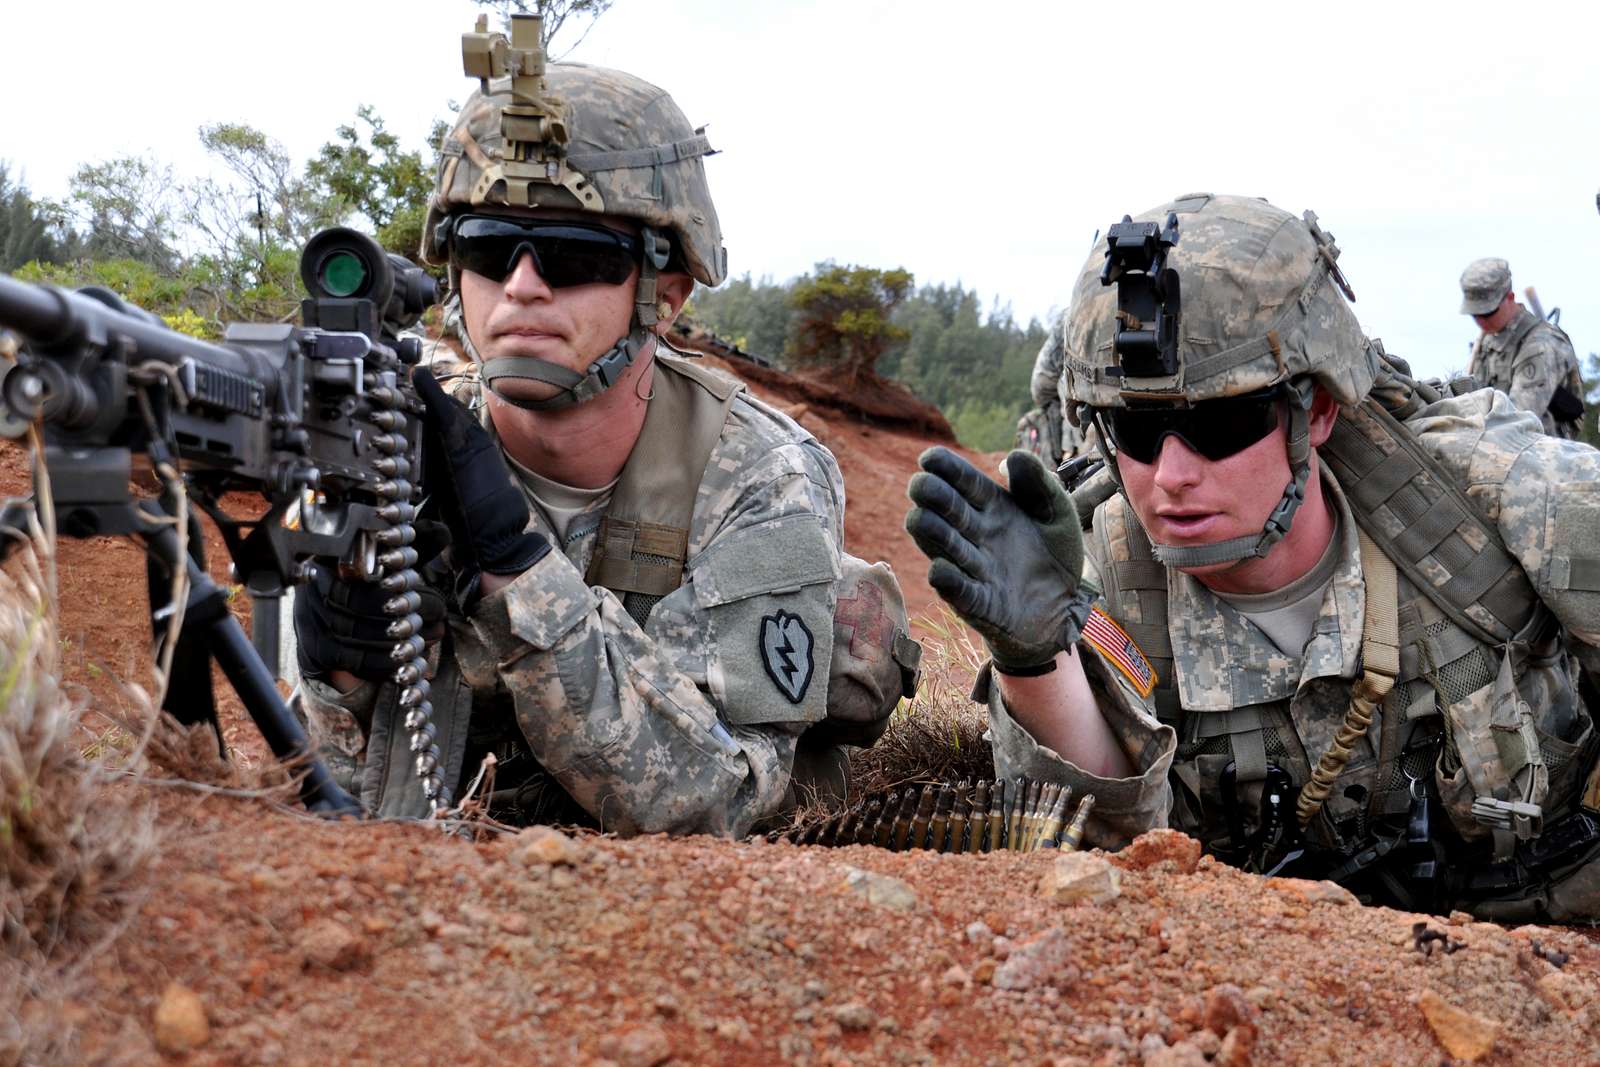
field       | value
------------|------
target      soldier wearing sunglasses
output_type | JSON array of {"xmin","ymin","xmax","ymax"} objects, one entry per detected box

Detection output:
[
  {"xmin": 908, "ymin": 194, "xmax": 1600, "ymax": 921},
  {"xmin": 294, "ymin": 18, "xmax": 918, "ymax": 832}
]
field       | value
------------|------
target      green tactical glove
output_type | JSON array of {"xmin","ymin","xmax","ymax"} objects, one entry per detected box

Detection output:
[{"xmin": 905, "ymin": 447, "xmax": 1090, "ymax": 674}]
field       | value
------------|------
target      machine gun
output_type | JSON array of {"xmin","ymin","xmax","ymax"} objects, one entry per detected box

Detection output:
[{"xmin": 0, "ymin": 229, "xmax": 447, "ymax": 816}]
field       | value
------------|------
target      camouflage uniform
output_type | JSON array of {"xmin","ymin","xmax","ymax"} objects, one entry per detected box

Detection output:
[
  {"xmin": 1469, "ymin": 307, "xmax": 1584, "ymax": 439},
  {"xmin": 299, "ymin": 20, "xmax": 915, "ymax": 836},
  {"xmin": 978, "ymin": 195, "xmax": 1600, "ymax": 920},
  {"xmin": 304, "ymin": 336, "xmax": 849, "ymax": 837},
  {"xmin": 1461, "ymin": 257, "xmax": 1584, "ymax": 440},
  {"xmin": 1017, "ymin": 312, "xmax": 1091, "ymax": 464}
]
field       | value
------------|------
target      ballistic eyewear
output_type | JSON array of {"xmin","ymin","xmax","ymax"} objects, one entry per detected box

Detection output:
[
  {"xmin": 1099, "ymin": 387, "xmax": 1286, "ymax": 464},
  {"xmin": 448, "ymin": 215, "xmax": 642, "ymax": 288}
]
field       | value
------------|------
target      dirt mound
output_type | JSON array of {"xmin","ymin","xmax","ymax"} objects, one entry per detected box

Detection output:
[
  {"xmin": 40, "ymin": 797, "xmax": 1600, "ymax": 1065},
  {"xmin": 671, "ymin": 321, "xmax": 956, "ymax": 441}
]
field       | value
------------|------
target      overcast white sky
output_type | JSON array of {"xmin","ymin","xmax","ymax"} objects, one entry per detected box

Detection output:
[{"xmin": 5, "ymin": 0, "xmax": 1599, "ymax": 380}]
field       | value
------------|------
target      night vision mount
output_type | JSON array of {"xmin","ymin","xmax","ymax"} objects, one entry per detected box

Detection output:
[{"xmin": 1098, "ymin": 212, "xmax": 1181, "ymax": 381}]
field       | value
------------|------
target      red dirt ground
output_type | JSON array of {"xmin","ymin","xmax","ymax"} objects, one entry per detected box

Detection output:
[{"xmin": 7, "ymin": 356, "xmax": 1600, "ymax": 1066}]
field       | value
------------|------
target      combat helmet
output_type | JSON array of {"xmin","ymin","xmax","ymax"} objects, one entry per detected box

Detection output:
[
  {"xmin": 1061, "ymin": 193, "xmax": 1381, "ymax": 568},
  {"xmin": 423, "ymin": 14, "xmax": 726, "ymax": 409}
]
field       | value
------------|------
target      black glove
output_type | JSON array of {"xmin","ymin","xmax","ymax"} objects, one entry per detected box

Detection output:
[
  {"xmin": 294, "ymin": 559, "xmax": 446, "ymax": 682},
  {"xmin": 905, "ymin": 447, "xmax": 1089, "ymax": 674},
  {"xmin": 413, "ymin": 367, "xmax": 552, "ymax": 607}
]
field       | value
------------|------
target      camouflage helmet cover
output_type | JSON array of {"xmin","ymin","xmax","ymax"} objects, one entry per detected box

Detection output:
[
  {"xmin": 1061, "ymin": 194, "xmax": 1377, "ymax": 410},
  {"xmin": 425, "ymin": 61, "xmax": 727, "ymax": 287}
]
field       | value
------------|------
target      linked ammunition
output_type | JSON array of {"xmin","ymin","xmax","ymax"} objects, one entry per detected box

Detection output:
[
  {"xmin": 784, "ymin": 776, "xmax": 1096, "ymax": 856},
  {"xmin": 909, "ymin": 786, "xmax": 936, "ymax": 852},
  {"xmin": 928, "ymin": 783, "xmax": 953, "ymax": 853},
  {"xmin": 1062, "ymin": 793, "xmax": 1096, "ymax": 852},
  {"xmin": 1022, "ymin": 779, "xmax": 1043, "ymax": 850},
  {"xmin": 874, "ymin": 791, "xmax": 898, "ymax": 849},
  {"xmin": 987, "ymin": 779, "xmax": 1005, "ymax": 853},
  {"xmin": 972, "ymin": 780, "xmax": 993, "ymax": 854},
  {"xmin": 890, "ymin": 788, "xmax": 918, "ymax": 852},
  {"xmin": 1005, "ymin": 777, "xmax": 1024, "ymax": 851},
  {"xmin": 1036, "ymin": 785, "xmax": 1072, "ymax": 849},
  {"xmin": 950, "ymin": 781, "xmax": 972, "ymax": 854},
  {"xmin": 856, "ymin": 797, "xmax": 883, "ymax": 846}
]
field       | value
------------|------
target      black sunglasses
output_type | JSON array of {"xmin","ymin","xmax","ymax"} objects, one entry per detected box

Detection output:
[
  {"xmin": 1099, "ymin": 388, "xmax": 1286, "ymax": 464},
  {"xmin": 448, "ymin": 215, "xmax": 642, "ymax": 288}
]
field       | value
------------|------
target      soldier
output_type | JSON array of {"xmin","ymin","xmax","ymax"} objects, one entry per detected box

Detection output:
[
  {"xmin": 907, "ymin": 194, "xmax": 1600, "ymax": 921},
  {"xmin": 1015, "ymin": 311, "xmax": 1091, "ymax": 466},
  {"xmin": 1461, "ymin": 257, "xmax": 1585, "ymax": 439},
  {"xmin": 293, "ymin": 16, "xmax": 918, "ymax": 833}
]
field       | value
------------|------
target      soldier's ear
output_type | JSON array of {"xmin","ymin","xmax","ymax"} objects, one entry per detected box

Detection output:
[
  {"xmin": 653, "ymin": 272, "xmax": 694, "ymax": 334},
  {"xmin": 1307, "ymin": 386, "xmax": 1341, "ymax": 448}
]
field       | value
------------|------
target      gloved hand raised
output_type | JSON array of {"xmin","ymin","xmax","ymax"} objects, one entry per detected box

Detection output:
[
  {"xmin": 413, "ymin": 367, "xmax": 551, "ymax": 609},
  {"xmin": 905, "ymin": 447, "xmax": 1089, "ymax": 674}
]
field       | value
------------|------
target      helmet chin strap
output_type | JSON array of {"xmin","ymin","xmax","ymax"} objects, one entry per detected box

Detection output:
[
  {"xmin": 1085, "ymin": 381, "xmax": 1316, "ymax": 571},
  {"xmin": 470, "ymin": 227, "xmax": 673, "ymax": 412}
]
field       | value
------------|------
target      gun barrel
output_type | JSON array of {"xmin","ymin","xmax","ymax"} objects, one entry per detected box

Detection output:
[{"xmin": 0, "ymin": 273, "xmax": 267, "ymax": 380}]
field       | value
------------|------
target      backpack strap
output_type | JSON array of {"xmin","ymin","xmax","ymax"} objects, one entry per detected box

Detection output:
[
  {"xmin": 1321, "ymin": 399, "xmax": 1537, "ymax": 646},
  {"xmin": 584, "ymin": 351, "xmax": 741, "ymax": 625}
]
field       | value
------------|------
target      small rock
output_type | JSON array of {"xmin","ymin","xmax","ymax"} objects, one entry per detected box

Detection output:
[
  {"xmin": 992, "ymin": 928, "xmax": 1080, "ymax": 992},
  {"xmin": 1418, "ymin": 990, "xmax": 1499, "ymax": 1061},
  {"xmin": 1216, "ymin": 1025, "xmax": 1254, "ymax": 1067},
  {"xmin": 965, "ymin": 920, "xmax": 995, "ymax": 952},
  {"xmin": 1537, "ymin": 971, "xmax": 1589, "ymax": 1012},
  {"xmin": 1114, "ymin": 829, "xmax": 1202, "ymax": 873},
  {"xmin": 598, "ymin": 1024, "xmax": 672, "ymax": 1067},
  {"xmin": 1203, "ymin": 984, "xmax": 1255, "ymax": 1040},
  {"xmin": 514, "ymin": 825, "xmax": 581, "ymax": 867},
  {"xmin": 152, "ymin": 983, "xmax": 209, "ymax": 1054},
  {"xmin": 841, "ymin": 866, "xmax": 918, "ymax": 911},
  {"xmin": 1264, "ymin": 876, "xmax": 1358, "ymax": 907},
  {"xmin": 832, "ymin": 1001, "xmax": 876, "ymax": 1032},
  {"xmin": 941, "ymin": 964, "xmax": 970, "ymax": 988},
  {"xmin": 298, "ymin": 919, "xmax": 369, "ymax": 972},
  {"xmin": 972, "ymin": 958, "xmax": 997, "ymax": 985},
  {"xmin": 1038, "ymin": 853, "xmax": 1121, "ymax": 905}
]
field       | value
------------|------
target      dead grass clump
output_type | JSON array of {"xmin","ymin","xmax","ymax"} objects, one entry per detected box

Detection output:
[
  {"xmin": 0, "ymin": 524, "xmax": 158, "ymax": 1066},
  {"xmin": 844, "ymin": 609, "xmax": 994, "ymax": 798}
]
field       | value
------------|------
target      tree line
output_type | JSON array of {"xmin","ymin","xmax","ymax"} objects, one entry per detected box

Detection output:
[
  {"xmin": 692, "ymin": 270, "xmax": 1047, "ymax": 450},
  {"xmin": 0, "ymin": 107, "xmax": 440, "ymax": 339}
]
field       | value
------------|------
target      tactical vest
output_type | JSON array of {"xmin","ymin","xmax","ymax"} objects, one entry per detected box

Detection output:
[
  {"xmin": 1089, "ymin": 391, "xmax": 1594, "ymax": 868},
  {"xmin": 582, "ymin": 351, "xmax": 741, "ymax": 626}
]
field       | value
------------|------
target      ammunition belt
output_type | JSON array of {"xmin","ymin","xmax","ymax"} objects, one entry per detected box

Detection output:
[{"xmin": 787, "ymin": 777, "xmax": 1097, "ymax": 854}]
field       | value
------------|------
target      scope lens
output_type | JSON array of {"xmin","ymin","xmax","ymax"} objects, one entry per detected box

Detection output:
[{"xmin": 319, "ymin": 251, "xmax": 368, "ymax": 298}]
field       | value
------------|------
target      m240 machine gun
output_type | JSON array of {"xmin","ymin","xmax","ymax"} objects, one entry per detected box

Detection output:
[{"xmin": 0, "ymin": 229, "xmax": 447, "ymax": 816}]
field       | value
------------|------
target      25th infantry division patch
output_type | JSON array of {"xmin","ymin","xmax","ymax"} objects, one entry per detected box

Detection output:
[{"xmin": 760, "ymin": 610, "xmax": 814, "ymax": 704}]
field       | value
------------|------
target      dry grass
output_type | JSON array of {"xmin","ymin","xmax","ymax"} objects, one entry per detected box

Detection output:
[
  {"xmin": 0, "ymin": 510, "xmax": 159, "ymax": 1065},
  {"xmin": 845, "ymin": 608, "xmax": 995, "ymax": 795}
]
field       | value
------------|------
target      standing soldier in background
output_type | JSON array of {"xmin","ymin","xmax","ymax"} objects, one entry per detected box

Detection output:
[
  {"xmin": 908, "ymin": 194, "xmax": 1600, "ymax": 921},
  {"xmin": 1015, "ymin": 312, "xmax": 1091, "ymax": 465},
  {"xmin": 1461, "ymin": 257, "xmax": 1585, "ymax": 439},
  {"xmin": 292, "ymin": 15, "xmax": 918, "ymax": 832}
]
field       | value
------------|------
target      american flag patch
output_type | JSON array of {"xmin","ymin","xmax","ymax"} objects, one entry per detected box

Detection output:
[{"xmin": 1081, "ymin": 605, "xmax": 1157, "ymax": 698}]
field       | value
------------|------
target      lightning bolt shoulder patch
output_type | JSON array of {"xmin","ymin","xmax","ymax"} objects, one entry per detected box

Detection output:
[{"xmin": 759, "ymin": 609, "xmax": 815, "ymax": 704}]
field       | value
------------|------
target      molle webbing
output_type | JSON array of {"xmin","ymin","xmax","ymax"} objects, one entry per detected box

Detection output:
[
  {"xmin": 1321, "ymin": 400, "xmax": 1535, "ymax": 646},
  {"xmin": 1106, "ymin": 512, "xmax": 1181, "ymax": 725},
  {"xmin": 584, "ymin": 352, "xmax": 740, "ymax": 625}
]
